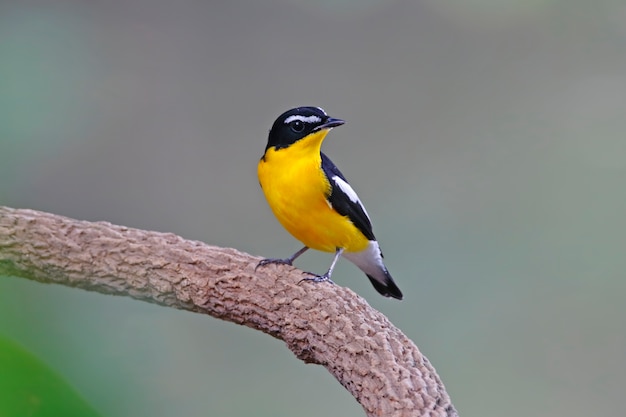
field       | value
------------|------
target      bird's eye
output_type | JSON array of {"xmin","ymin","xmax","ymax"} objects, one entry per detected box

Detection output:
[{"xmin": 289, "ymin": 120, "xmax": 305, "ymax": 133}]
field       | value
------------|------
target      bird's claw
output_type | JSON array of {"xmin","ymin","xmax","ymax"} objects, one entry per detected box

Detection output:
[
  {"xmin": 255, "ymin": 257, "xmax": 293, "ymax": 272},
  {"xmin": 298, "ymin": 272, "xmax": 335, "ymax": 286}
]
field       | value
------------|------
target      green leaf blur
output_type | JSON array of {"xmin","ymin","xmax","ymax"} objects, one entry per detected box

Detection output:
[{"xmin": 0, "ymin": 336, "xmax": 102, "ymax": 417}]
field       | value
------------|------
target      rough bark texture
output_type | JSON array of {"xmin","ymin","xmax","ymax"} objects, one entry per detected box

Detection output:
[{"xmin": 0, "ymin": 206, "xmax": 458, "ymax": 417}]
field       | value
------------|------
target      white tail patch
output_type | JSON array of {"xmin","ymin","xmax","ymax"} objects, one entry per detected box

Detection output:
[{"xmin": 342, "ymin": 241, "xmax": 386, "ymax": 279}]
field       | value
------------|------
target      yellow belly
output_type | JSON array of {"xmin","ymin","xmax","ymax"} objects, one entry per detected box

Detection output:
[{"xmin": 258, "ymin": 146, "xmax": 369, "ymax": 253}]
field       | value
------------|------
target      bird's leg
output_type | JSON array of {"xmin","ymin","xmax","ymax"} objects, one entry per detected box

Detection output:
[
  {"xmin": 299, "ymin": 248, "xmax": 344, "ymax": 285},
  {"xmin": 256, "ymin": 246, "xmax": 309, "ymax": 271}
]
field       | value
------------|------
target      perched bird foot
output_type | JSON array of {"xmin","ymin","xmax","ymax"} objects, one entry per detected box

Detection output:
[
  {"xmin": 298, "ymin": 272, "xmax": 335, "ymax": 286},
  {"xmin": 255, "ymin": 257, "xmax": 293, "ymax": 271}
]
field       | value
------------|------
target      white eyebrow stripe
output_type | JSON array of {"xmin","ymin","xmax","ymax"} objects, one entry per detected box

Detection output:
[
  {"xmin": 332, "ymin": 175, "xmax": 371, "ymax": 220},
  {"xmin": 284, "ymin": 115, "xmax": 322, "ymax": 124}
]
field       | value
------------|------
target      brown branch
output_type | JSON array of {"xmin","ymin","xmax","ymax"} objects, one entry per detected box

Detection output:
[{"xmin": 0, "ymin": 206, "xmax": 458, "ymax": 417}]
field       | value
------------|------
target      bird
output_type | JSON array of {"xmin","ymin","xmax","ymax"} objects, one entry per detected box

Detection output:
[{"xmin": 256, "ymin": 107, "xmax": 403, "ymax": 300}]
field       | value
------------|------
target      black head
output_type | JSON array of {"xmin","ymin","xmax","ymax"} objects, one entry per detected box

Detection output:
[{"xmin": 265, "ymin": 107, "xmax": 345, "ymax": 151}]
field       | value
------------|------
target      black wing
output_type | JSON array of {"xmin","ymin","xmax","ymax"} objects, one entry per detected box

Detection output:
[{"xmin": 321, "ymin": 153, "xmax": 376, "ymax": 241}]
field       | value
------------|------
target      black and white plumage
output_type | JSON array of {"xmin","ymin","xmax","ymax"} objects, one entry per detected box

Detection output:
[{"xmin": 321, "ymin": 153, "xmax": 403, "ymax": 299}]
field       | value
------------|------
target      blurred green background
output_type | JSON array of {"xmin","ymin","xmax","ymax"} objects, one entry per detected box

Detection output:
[{"xmin": 1, "ymin": 0, "xmax": 625, "ymax": 416}]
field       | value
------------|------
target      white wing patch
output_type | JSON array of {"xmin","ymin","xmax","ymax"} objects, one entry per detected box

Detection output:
[
  {"xmin": 332, "ymin": 175, "xmax": 370, "ymax": 221},
  {"xmin": 284, "ymin": 114, "xmax": 322, "ymax": 125}
]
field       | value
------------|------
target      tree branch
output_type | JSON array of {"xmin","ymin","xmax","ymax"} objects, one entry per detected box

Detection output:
[{"xmin": 0, "ymin": 206, "xmax": 458, "ymax": 417}]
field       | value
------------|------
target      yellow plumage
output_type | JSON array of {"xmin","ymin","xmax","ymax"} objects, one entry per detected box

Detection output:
[{"xmin": 258, "ymin": 129, "xmax": 369, "ymax": 253}]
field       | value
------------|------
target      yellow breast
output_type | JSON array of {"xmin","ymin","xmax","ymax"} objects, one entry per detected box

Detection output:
[{"xmin": 258, "ymin": 132, "xmax": 369, "ymax": 253}]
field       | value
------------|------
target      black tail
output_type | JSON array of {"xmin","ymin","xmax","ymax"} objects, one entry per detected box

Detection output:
[{"xmin": 366, "ymin": 273, "xmax": 403, "ymax": 300}]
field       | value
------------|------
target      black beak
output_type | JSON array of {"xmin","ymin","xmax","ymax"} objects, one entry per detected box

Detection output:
[{"xmin": 316, "ymin": 117, "xmax": 345, "ymax": 131}]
